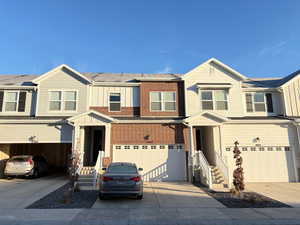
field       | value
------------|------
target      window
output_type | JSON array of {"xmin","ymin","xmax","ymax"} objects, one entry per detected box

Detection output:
[
  {"xmin": 64, "ymin": 91, "xmax": 77, "ymax": 111},
  {"xmin": 254, "ymin": 93, "xmax": 266, "ymax": 112},
  {"xmin": 5, "ymin": 92, "xmax": 18, "ymax": 111},
  {"xmin": 49, "ymin": 91, "xmax": 77, "ymax": 111},
  {"xmin": 0, "ymin": 91, "xmax": 27, "ymax": 112},
  {"xmin": 200, "ymin": 90, "xmax": 228, "ymax": 110},
  {"xmin": 150, "ymin": 92, "xmax": 176, "ymax": 111},
  {"xmin": 245, "ymin": 93, "xmax": 273, "ymax": 113},
  {"xmin": 109, "ymin": 93, "xmax": 121, "ymax": 112}
]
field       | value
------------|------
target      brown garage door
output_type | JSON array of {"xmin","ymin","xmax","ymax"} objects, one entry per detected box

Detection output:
[{"xmin": 9, "ymin": 143, "xmax": 71, "ymax": 171}]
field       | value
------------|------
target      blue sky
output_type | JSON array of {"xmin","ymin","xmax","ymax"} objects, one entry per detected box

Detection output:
[{"xmin": 0, "ymin": 0, "xmax": 299, "ymax": 78}]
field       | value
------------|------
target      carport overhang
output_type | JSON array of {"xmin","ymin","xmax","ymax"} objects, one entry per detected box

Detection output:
[{"xmin": 66, "ymin": 110, "xmax": 117, "ymax": 157}]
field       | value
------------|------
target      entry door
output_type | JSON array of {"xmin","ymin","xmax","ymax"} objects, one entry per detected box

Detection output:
[{"xmin": 92, "ymin": 129, "xmax": 103, "ymax": 164}]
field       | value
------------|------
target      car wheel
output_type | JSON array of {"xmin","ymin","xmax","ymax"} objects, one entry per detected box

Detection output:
[
  {"xmin": 99, "ymin": 192, "xmax": 105, "ymax": 200},
  {"xmin": 137, "ymin": 194, "xmax": 143, "ymax": 200},
  {"xmin": 32, "ymin": 169, "xmax": 39, "ymax": 178}
]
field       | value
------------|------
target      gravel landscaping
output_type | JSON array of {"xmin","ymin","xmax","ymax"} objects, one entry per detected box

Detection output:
[
  {"xmin": 198, "ymin": 185, "xmax": 292, "ymax": 208},
  {"xmin": 27, "ymin": 183, "xmax": 98, "ymax": 209}
]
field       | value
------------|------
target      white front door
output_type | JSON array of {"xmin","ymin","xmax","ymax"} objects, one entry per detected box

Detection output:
[{"xmin": 113, "ymin": 144, "xmax": 187, "ymax": 182}]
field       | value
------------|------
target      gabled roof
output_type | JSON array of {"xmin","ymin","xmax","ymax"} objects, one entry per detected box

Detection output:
[
  {"xmin": 67, "ymin": 110, "xmax": 115, "ymax": 123},
  {"xmin": 32, "ymin": 64, "xmax": 92, "ymax": 84},
  {"xmin": 182, "ymin": 58, "xmax": 247, "ymax": 81},
  {"xmin": 184, "ymin": 111, "xmax": 229, "ymax": 125}
]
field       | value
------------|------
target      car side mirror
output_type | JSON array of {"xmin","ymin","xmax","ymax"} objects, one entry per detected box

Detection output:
[
  {"xmin": 138, "ymin": 168, "xmax": 143, "ymax": 171},
  {"xmin": 102, "ymin": 168, "xmax": 106, "ymax": 171}
]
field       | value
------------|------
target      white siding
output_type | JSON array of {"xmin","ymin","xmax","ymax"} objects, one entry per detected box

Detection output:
[
  {"xmin": 90, "ymin": 86, "xmax": 139, "ymax": 107},
  {"xmin": 222, "ymin": 123, "xmax": 298, "ymax": 182},
  {"xmin": 37, "ymin": 68, "xmax": 89, "ymax": 116},
  {"xmin": 183, "ymin": 62, "xmax": 244, "ymax": 117},
  {"xmin": 282, "ymin": 77, "xmax": 300, "ymax": 117},
  {"xmin": 0, "ymin": 124, "xmax": 72, "ymax": 143}
]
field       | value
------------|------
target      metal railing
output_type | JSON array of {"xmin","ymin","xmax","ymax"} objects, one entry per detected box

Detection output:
[
  {"xmin": 193, "ymin": 151, "xmax": 212, "ymax": 188},
  {"xmin": 215, "ymin": 152, "xmax": 229, "ymax": 186},
  {"xmin": 93, "ymin": 151, "xmax": 104, "ymax": 187}
]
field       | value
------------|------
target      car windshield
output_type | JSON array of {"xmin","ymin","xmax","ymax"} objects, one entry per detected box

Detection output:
[
  {"xmin": 107, "ymin": 164, "xmax": 137, "ymax": 174},
  {"xmin": 9, "ymin": 156, "xmax": 30, "ymax": 162}
]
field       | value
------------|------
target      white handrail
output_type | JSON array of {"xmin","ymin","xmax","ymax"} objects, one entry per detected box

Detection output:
[
  {"xmin": 93, "ymin": 151, "xmax": 104, "ymax": 187},
  {"xmin": 215, "ymin": 152, "xmax": 229, "ymax": 186},
  {"xmin": 193, "ymin": 151, "xmax": 212, "ymax": 188}
]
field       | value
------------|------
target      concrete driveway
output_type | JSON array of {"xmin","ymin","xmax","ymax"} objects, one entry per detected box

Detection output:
[
  {"xmin": 246, "ymin": 182, "xmax": 300, "ymax": 207},
  {"xmin": 93, "ymin": 182, "xmax": 224, "ymax": 209},
  {"xmin": 0, "ymin": 174, "xmax": 68, "ymax": 209}
]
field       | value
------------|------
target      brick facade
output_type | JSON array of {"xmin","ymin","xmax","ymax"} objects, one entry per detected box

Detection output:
[
  {"xmin": 139, "ymin": 81, "xmax": 185, "ymax": 117},
  {"xmin": 111, "ymin": 123, "xmax": 190, "ymax": 150}
]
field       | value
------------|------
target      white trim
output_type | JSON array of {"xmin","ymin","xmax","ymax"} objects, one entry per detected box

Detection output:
[
  {"xmin": 67, "ymin": 110, "xmax": 115, "ymax": 123},
  {"xmin": 32, "ymin": 64, "xmax": 91, "ymax": 84},
  {"xmin": 0, "ymin": 140, "xmax": 72, "ymax": 144},
  {"xmin": 182, "ymin": 58, "xmax": 247, "ymax": 81},
  {"xmin": 149, "ymin": 91, "xmax": 176, "ymax": 112},
  {"xmin": 108, "ymin": 92, "xmax": 121, "ymax": 112},
  {"xmin": 0, "ymin": 86, "xmax": 36, "ymax": 90},
  {"xmin": 93, "ymin": 82, "xmax": 140, "ymax": 87},
  {"xmin": 48, "ymin": 89, "xmax": 78, "ymax": 113},
  {"xmin": 199, "ymin": 89, "xmax": 229, "ymax": 111},
  {"xmin": 280, "ymin": 72, "xmax": 300, "ymax": 89},
  {"xmin": 3, "ymin": 90, "xmax": 20, "ymax": 112},
  {"xmin": 184, "ymin": 111, "xmax": 229, "ymax": 124}
]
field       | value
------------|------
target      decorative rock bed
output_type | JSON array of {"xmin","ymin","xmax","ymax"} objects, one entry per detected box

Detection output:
[{"xmin": 27, "ymin": 183, "xmax": 98, "ymax": 209}]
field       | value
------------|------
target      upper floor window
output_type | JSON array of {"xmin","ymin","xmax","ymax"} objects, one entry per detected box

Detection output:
[
  {"xmin": 200, "ymin": 90, "xmax": 228, "ymax": 110},
  {"xmin": 0, "ymin": 91, "xmax": 27, "ymax": 112},
  {"xmin": 49, "ymin": 90, "xmax": 77, "ymax": 111},
  {"xmin": 109, "ymin": 93, "xmax": 121, "ymax": 112},
  {"xmin": 245, "ymin": 92, "xmax": 273, "ymax": 113},
  {"xmin": 150, "ymin": 91, "xmax": 176, "ymax": 111}
]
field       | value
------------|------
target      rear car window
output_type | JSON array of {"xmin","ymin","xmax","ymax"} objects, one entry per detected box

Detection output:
[
  {"xmin": 9, "ymin": 156, "xmax": 30, "ymax": 162},
  {"xmin": 107, "ymin": 165, "xmax": 137, "ymax": 173}
]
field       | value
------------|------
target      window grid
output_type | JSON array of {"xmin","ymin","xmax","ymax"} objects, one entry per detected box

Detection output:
[
  {"xmin": 49, "ymin": 90, "xmax": 77, "ymax": 112},
  {"xmin": 4, "ymin": 91, "xmax": 19, "ymax": 112},
  {"xmin": 150, "ymin": 91, "xmax": 176, "ymax": 112},
  {"xmin": 200, "ymin": 90, "xmax": 228, "ymax": 110}
]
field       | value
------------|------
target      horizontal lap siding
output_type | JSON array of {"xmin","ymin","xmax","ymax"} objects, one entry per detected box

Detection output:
[
  {"xmin": 0, "ymin": 124, "xmax": 72, "ymax": 143},
  {"xmin": 222, "ymin": 124, "xmax": 295, "ymax": 146},
  {"xmin": 111, "ymin": 123, "xmax": 189, "ymax": 150}
]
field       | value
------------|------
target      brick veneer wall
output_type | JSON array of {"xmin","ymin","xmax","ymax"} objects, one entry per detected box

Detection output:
[
  {"xmin": 139, "ymin": 81, "xmax": 185, "ymax": 117},
  {"xmin": 111, "ymin": 123, "xmax": 190, "ymax": 150}
]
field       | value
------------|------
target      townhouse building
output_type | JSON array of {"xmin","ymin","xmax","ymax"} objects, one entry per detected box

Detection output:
[{"xmin": 0, "ymin": 58, "xmax": 299, "ymax": 187}]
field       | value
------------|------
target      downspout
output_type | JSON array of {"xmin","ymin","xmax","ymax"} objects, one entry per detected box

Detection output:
[
  {"xmin": 291, "ymin": 120, "xmax": 300, "ymax": 182},
  {"xmin": 183, "ymin": 121, "xmax": 194, "ymax": 182}
]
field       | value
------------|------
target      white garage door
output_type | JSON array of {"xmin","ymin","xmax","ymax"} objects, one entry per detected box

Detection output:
[
  {"xmin": 113, "ymin": 144, "xmax": 187, "ymax": 182},
  {"xmin": 234, "ymin": 146, "xmax": 296, "ymax": 182}
]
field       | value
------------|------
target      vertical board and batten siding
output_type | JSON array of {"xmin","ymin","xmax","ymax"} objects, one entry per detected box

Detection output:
[
  {"xmin": 90, "ymin": 86, "xmax": 139, "ymax": 107},
  {"xmin": 37, "ymin": 68, "xmax": 89, "ymax": 116},
  {"xmin": 0, "ymin": 124, "xmax": 72, "ymax": 143},
  {"xmin": 222, "ymin": 123, "xmax": 299, "ymax": 182},
  {"xmin": 282, "ymin": 77, "xmax": 300, "ymax": 117},
  {"xmin": 0, "ymin": 90, "xmax": 34, "ymax": 116},
  {"xmin": 183, "ymin": 62, "xmax": 244, "ymax": 117}
]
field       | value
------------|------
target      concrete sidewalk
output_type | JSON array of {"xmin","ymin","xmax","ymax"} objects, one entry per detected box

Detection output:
[{"xmin": 1, "ymin": 208, "xmax": 300, "ymax": 225}]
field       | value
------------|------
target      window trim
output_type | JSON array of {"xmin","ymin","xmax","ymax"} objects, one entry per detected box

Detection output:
[
  {"xmin": 3, "ymin": 91, "xmax": 20, "ymax": 112},
  {"xmin": 200, "ymin": 89, "xmax": 228, "ymax": 111},
  {"xmin": 48, "ymin": 89, "xmax": 78, "ymax": 112},
  {"xmin": 245, "ymin": 92, "xmax": 273, "ymax": 113},
  {"xmin": 108, "ymin": 92, "xmax": 121, "ymax": 112},
  {"xmin": 150, "ymin": 91, "xmax": 176, "ymax": 112}
]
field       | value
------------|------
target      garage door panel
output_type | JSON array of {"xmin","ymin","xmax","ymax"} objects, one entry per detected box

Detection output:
[
  {"xmin": 113, "ymin": 145, "xmax": 186, "ymax": 182},
  {"xmin": 241, "ymin": 150, "xmax": 295, "ymax": 182}
]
